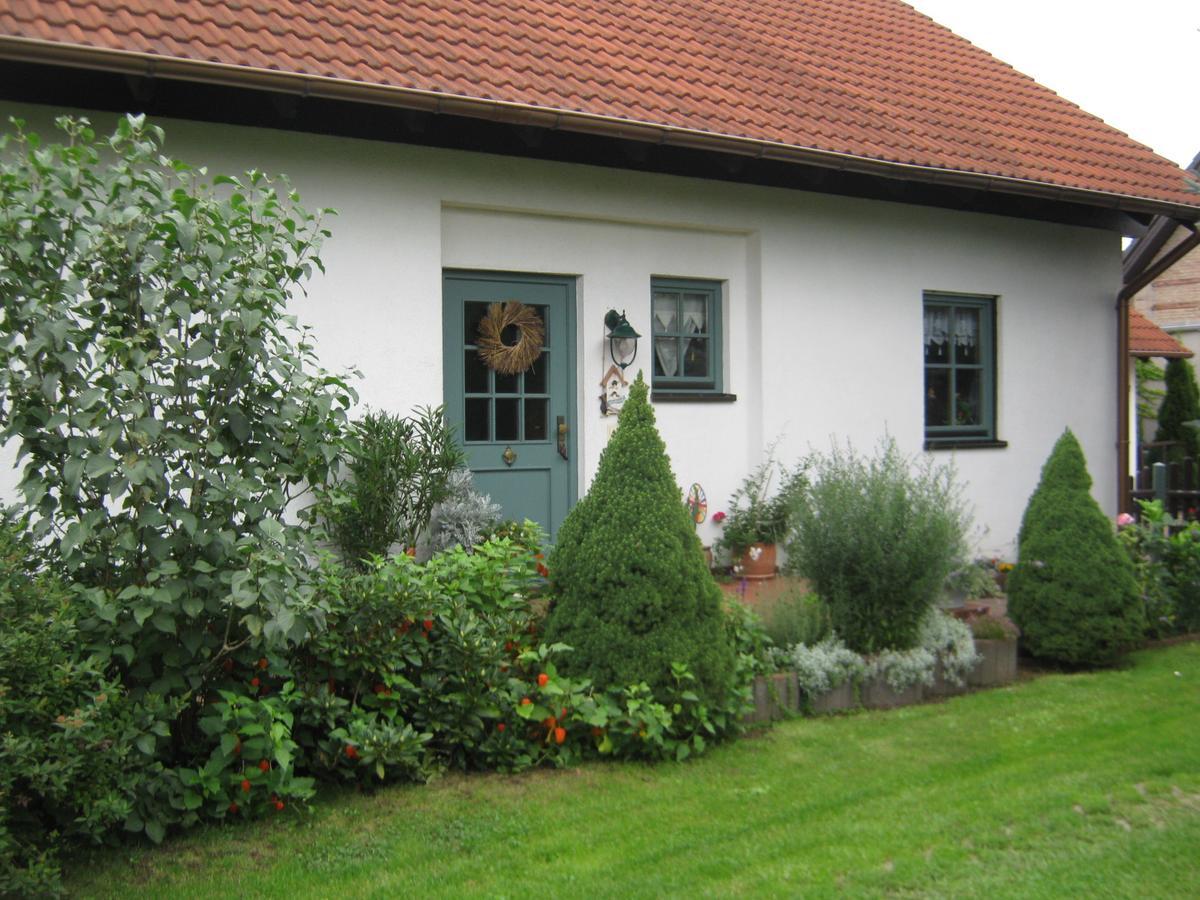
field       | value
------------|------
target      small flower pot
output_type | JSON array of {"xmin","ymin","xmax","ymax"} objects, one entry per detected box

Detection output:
[
  {"xmin": 739, "ymin": 543, "xmax": 777, "ymax": 580},
  {"xmin": 860, "ymin": 674, "xmax": 924, "ymax": 709},
  {"xmin": 968, "ymin": 638, "xmax": 1018, "ymax": 687},
  {"xmin": 703, "ymin": 545, "xmax": 714, "ymax": 570}
]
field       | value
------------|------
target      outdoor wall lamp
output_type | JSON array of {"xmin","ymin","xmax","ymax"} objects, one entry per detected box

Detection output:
[{"xmin": 604, "ymin": 308, "xmax": 641, "ymax": 371}]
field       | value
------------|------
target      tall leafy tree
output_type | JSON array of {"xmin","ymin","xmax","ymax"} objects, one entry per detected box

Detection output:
[{"xmin": 0, "ymin": 115, "xmax": 355, "ymax": 695}]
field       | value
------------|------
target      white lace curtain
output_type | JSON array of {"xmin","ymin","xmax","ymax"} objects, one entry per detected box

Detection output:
[
  {"xmin": 924, "ymin": 307, "xmax": 977, "ymax": 355},
  {"xmin": 654, "ymin": 296, "xmax": 706, "ymax": 377}
]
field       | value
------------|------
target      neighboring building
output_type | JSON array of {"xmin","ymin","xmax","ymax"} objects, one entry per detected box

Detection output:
[
  {"xmin": 2, "ymin": 1, "xmax": 1199, "ymax": 553},
  {"xmin": 1130, "ymin": 153, "xmax": 1200, "ymax": 355},
  {"xmin": 1126, "ymin": 307, "xmax": 1192, "ymax": 477}
]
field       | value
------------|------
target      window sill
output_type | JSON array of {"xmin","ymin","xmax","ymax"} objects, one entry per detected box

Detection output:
[
  {"xmin": 924, "ymin": 438, "xmax": 1008, "ymax": 451},
  {"xmin": 651, "ymin": 391, "xmax": 738, "ymax": 403}
]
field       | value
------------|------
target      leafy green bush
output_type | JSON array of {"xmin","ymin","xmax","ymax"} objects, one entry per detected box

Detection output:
[
  {"xmin": 786, "ymin": 437, "xmax": 970, "ymax": 653},
  {"xmin": 290, "ymin": 539, "xmax": 550, "ymax": 779},
  {"xmin": 1117, "ymin": 500, "xmax": 1200, "ymax": 635},
  {"xmin": 0, "ymin": 516, "xmax": 146, "ymax": 894},
  {"xmin": 1008, "ymin": 430, "xmax": 1143, "ymax": 666},
  {"xmin": 760, "ymin": 589, "xmax": 831, "ymax": 648},
  {"xmin": 325, "ymin": 407, "xmax": 464, "ymax": 564},
  {"xmin": 544, "ymin": 373, "xmax": 736, "ymax": 708},
  {"xmin": 0, "ymin": 114, "xmax": 352, "ymax": 845}
]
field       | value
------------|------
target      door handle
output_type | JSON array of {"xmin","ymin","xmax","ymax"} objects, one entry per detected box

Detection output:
[{"xmin": 557, "ymin": 416, "xmax": 569, "ymax": 461}]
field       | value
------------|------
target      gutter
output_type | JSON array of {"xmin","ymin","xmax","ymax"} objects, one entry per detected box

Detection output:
[{"xmin": 3, "ymin": 34, "xmax": 1200, "ymax": 222}]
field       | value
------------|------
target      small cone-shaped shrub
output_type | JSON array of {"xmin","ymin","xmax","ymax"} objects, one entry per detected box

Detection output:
[
  {"xmin": 1007, "ymin": 429, "xmax": 1143, "ymax": 666},
  {"xmin": 544, "ymin": 373, "xmax": 735, "ymax": 704},
  {"xmin": 1154, "ymin": 357, "xmax": 1200, "ymax": 461},
  {"xmin": 1015, "ymin": 428, "xmax": 1091, "ymax": 546}
]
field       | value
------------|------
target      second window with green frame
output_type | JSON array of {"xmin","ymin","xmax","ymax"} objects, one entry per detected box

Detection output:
[
  {"xmin": 923, "ymin": 292, "xmax": 997, "ymax": 444},
  {"xmin": 651, "ymin": 277, "xmax": 723, "ymax": 393}
]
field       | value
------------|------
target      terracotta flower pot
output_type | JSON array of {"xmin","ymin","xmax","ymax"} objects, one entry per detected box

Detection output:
[{"xmin": 739, "ymin": 543, "xmax": 777, "ymax": 580}]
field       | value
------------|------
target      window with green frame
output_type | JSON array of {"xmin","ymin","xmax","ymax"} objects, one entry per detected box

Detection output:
[
  {"xmin": 651, "ymin": 277, "xmax": 722, "ymax": 393},
  {"xmin": 923, "ymin": 293, "xmax": 996, "ymax": 443}
]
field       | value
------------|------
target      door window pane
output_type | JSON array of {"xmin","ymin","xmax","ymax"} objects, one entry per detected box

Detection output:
[
  {"xmin": 525, "ymin": 356, "xmax": 548, "ymax": 394},
  {"xmin": 495, "ymin": 398, "xmax": 520, "ymax": 441},
  {"xmin": 465, "ymin": 352, "xmax": 489, "ymax": 393},
  {"xmin": 465, "ymin": 398, "xmax": 490, "ymax": 442},
  {"xmin": 524, "ymin": 399, "xmax": 548, "ymax": 441},
  {"xmin": 464, "ymin": 302, "xmax": 489, "ymax": 345},
  {"xmin": 494, "ymin": 370, "xmax": 520, "ymax": 394}
]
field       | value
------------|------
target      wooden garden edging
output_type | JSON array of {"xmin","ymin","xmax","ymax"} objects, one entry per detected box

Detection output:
[{"xmin": 744, "ymin": 638, "xmax": 1018, "ymax": 724}]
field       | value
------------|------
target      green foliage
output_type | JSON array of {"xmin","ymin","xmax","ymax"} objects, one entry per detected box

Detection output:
[
  {"xmin": 428, "ymin": 468, "xmax": 503, "ymax": 555},
  {"xmin": 1008, "ymin": 430, "xmax": 1144, "ymax": 666},
  {"xmin": 759, "ymin": 589, "xmax": 831, "ymax": 649},
  {"xmin": 325, "ymin": 406, "xmax": 464, "ymax": 564},
  {"xmin": 0, "ymin": 515, "xmax": 150, "ymax": 894},
  {"xmin": 944, "ymin": 559, "xmax": 1001, "ymax": 601},
  {"xmin": 786, "ymin": 437, "xmax": 970, "ymax": 653},
  {"xmin": 191, "ymin": 691, "xmax": 316, "ymax": 818},
  {"xmin": 290, "ymin": 539, "xmax": 548, "ymax": 780},
  {"xmin": 0, "ymin": 114, "xmax": 353, "ymax": 686},
  {"xmin": 1135, "ymin": 358, "xmax": 1166, "ymax": 424},
  {"xmin": 1016, "ymin": 428, "xmax": 1091, "ymax": 547},
  {"xmin": 1117, "ymin": 500, "xmax": 1200, "ymax": 635},
  {"xmin": 0, "ymin": 114, "xmax": 354, "ymax": 862},
  {"xmin": 543, "ymin": 373, "xmax": 736, "ymax": 707},
  {"xmin": 1154, "ymin": 357, "xmax": 1200, "ymax": 460},
  {"xmin": 714, "ymin": 447, "xmax": 807, "ymax": 556}
]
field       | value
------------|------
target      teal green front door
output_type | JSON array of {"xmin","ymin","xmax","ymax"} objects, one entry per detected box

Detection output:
[{"xmin": 442, "ymin": 271, "xmax": 577, "ymax": 540}]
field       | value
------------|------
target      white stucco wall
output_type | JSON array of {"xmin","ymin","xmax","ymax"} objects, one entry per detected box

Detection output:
[{"xmin": 0, "ymin": 104, "xmax": 1123, "ymax": 556}]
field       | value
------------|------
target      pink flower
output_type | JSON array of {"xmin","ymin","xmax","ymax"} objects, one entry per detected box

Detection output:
[
  {"xmin": 712, "ymin": 511, "xmax": 727, "ymax": 524},
  {"xmin": 1116, "ymin": 513, "xmax": 1135, "ymax": 528}
]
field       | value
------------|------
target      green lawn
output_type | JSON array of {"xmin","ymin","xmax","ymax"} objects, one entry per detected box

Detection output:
[{"xmin": 67, "ymin": 644, "xmax": 1200, "ymax": 898}]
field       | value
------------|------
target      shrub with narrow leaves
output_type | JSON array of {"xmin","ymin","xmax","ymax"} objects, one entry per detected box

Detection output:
[{"xmin": 786, "ymin": 437, "xmax": 970, "ymax": 653}]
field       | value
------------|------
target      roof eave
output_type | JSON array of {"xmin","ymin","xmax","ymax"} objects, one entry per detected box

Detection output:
[{"xmin": 3, "ymin": 34, "xmax": 1198, "ymax": 222}]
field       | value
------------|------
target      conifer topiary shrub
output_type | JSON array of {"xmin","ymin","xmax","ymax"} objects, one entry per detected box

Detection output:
[
  {"xmin": 1008, "ymin": 429, "xmax": 1144, "ymax": 667},
  {"xmin": 543, "ymin": 374, "xmax": 735, "ymax": 706}
]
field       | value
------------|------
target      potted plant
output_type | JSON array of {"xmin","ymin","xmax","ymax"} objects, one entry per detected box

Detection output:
[{"xmin": 715, "ymin": 453, "xmax": 806, "ymax": 580}]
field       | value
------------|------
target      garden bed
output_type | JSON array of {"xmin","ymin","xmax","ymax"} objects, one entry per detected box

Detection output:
[
  {"xmin": 64, "ymin": 644, "xmax": 1200, "ymax": 898},
  {"xmin": 744, "ymin": 635, "xmax": 1019, "ymax": 722}
]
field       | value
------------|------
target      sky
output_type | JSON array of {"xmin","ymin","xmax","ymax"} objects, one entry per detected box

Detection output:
[{"xmin": 906, "ymin": 0, "xmax": 1199, "ymax": 169}]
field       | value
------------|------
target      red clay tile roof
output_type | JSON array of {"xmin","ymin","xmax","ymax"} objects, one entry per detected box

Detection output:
[
  {"xmin": 1130, "ymin": 308, "xmax": 1192, "ymax": 358},
  {"xmin": 2, "ymin": 1, "xmax": 1197, "ymax": 214}
]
